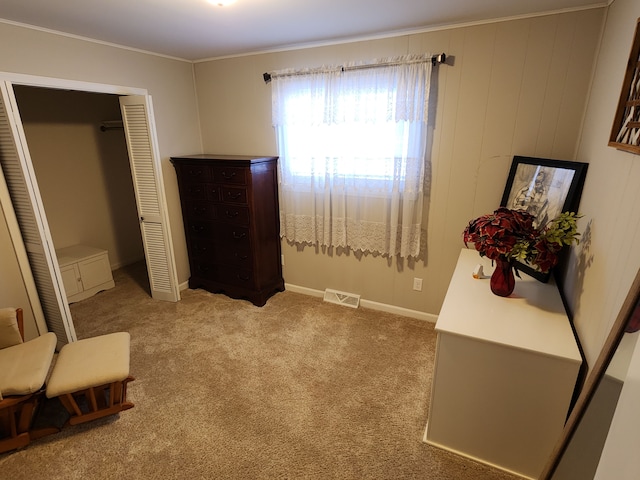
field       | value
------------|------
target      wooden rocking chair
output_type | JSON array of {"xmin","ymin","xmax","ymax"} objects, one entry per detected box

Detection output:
[{"xmin": 0, "ymin": 308, "xmax": 57, "ymax": 454}]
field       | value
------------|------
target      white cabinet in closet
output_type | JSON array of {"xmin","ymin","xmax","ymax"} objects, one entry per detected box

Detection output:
[{"xmin": 56, "ymin": 245, "xmax": 115, "ymax": 303}]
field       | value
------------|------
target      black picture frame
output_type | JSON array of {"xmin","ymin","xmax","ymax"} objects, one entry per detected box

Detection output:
[{"xmin": 500, "ymin": 156, "xmax": 588, "ymax": 282}]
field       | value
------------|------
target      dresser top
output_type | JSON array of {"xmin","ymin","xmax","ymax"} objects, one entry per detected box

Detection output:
[
  {"xmin": 170, "ymin": 154, "xmax": 277, "ymax": 165},
  {"xmin": 436, "ymin": 248, "xmax": 581, "ymax": 362}
]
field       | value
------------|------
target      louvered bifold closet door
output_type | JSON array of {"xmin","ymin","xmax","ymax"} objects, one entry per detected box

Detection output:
[
  {"xmin": 0, "ymin": 82, "xmax": 76, "ymax": 348},
  {"xmin": 119, "ymin": 95, "xmax": 179, "ymax": 302}
]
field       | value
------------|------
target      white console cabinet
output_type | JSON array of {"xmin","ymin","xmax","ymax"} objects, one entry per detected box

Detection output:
[
  {"xmin": 56, "ymin": 245, "xmax": 115, "ymax": 303},
  {"xmin": 424, "ymin": 249, "xmax": 581, "ymax": 479}
]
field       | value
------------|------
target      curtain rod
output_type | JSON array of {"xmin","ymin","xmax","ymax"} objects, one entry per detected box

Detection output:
[{"xmin": 263, "ymin": 52, "xmax": 447, "ymax": 83}]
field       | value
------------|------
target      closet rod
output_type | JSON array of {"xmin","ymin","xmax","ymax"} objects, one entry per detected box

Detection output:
[
  {"xmin": 99, "ymin": 120, "xmax": 123, "ymax": 132},
  {"xmin": 262, "ymin": 52, "xmax": 447, "ymax": 83}
]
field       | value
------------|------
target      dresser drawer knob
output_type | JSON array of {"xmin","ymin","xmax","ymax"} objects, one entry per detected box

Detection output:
[
  {"xmin": 188, "ymin": 169, "xmax": 203, "ymax": 177},
  {"xmin": 191, "ymin": 225, "xmax": 206, "ymax": 232},
  {"xmin": 193, "ymin": 206, "xmax": 207, "ymax": 215},
  {"xmin": 227, "ymin": 191, "xmax": 242, "ymax": 200},
  {"xmin": 222, "ymin": 171, "xmax": 236, "ymax": 179},
  {"xmin": 236, "ymin": 273, "xmax": 250, "ymax": 282},
  {"xmin": 225, "ymin": 210, "xmax": 239, "ymax": 218},
  {"xmin": 234, "ymin": 253, "xmax": 248, "ymax": 260},
  {"xmin": 232, "ymin": 231, "xmax": 246, "ymax": 239}
]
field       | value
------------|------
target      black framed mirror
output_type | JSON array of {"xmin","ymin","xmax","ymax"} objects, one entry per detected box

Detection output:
[{"xmin": 540, "ymin": 267, "xmax": 640, "ymax": 479}]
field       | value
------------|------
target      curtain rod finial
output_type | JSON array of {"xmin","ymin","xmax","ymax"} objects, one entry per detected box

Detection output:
[{"xmin": 432, "ymin": 53, "xmax": 446, "ymax": 66}]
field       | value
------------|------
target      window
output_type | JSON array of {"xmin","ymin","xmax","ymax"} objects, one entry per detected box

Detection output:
[{"xmin": 271, "ymin": 55, "xmax": 433, "ymax": 258}]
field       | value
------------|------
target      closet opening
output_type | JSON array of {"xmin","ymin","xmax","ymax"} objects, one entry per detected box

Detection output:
[
  {"xmin": 0, "ymin": 74, "xmax": 179, "ymax": 345},
  {"xmin": 12, "ymin": 85, "xmax": 150, "ymax": 299}
]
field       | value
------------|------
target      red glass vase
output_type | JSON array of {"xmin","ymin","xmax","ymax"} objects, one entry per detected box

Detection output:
[{"xmin": 490, "ymin": 258, "xmax": 515, "ymax": 297}]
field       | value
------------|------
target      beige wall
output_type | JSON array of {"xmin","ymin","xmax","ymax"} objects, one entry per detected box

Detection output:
[
  {"xmin": 564, "ymin": 0, "xmax": 640, "ymax": 367},
  {"xmin": 14, "ymin": 86, "xmax": 144, "ymax": 269},
  {"xmin": 193, "ymin": 8, "xmax": 605, "ymax": 317},
  {"xmin": 0, "ymin": 21, "xmax": 203, "ymax": 316},
  {"xmin": 574, "ymin": 0, "xmax": 640, "ymax": 476}
]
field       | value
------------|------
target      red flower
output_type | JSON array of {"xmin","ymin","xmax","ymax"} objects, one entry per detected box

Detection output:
[
  {"xmin": 463, "ymin": 208, "xmax": 538, "ymax": 261},
  {"xmin": 531, "ymin": 238, "xmax": 559, "ymax": 273},
  {"xmin": 463, "ymin": 208, "xmax": 579, "ymax": 273}
]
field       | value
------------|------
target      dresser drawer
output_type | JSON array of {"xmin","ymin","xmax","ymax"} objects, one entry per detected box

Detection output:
[
  {"xmin": 187, "ymin": 221, "xmax": 215, "ymax": 238},
  {"xmin": 183, "ymin": 183, "xmax": 208, "ymax": 200},
  {"xmin": 221, "ymin": 186, "xmax": 248, "ymax": 204},
  {"xmin": 215, "ymin": 205, "xmax": 249, "ymax": 225},
  {"xmin": 217, "ymin": 245, "xmax": 253, "ymax": 268},
  {"xmin": 189, "ymin": 238, "xmax": 216, "ymax": 260},
  {"xmin": 177, "ymin": 164, "xmax": 212, "ymax": 183},
  {"xmin": 186, "ymin": 201, "xmax": 216, "ymax": 220},
  {"xmin": 214, "ymin": 223, "xmax": 251, "ymax": 247},
  {"xmin": 190, "ymin": 261, "xmax": 218, "ymax": 281},
  {"xmin": 218, "ymin": 266, "xmax": 255, "ymax": 289},
  {"xmin": 213, "ymin": 166, "xmax": 247, "ymax": 185}
]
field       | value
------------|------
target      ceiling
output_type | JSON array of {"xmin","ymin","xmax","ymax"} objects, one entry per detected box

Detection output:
[{"xmin": 0, "ymin": 0, "xmax": 608, "ymax": 62}]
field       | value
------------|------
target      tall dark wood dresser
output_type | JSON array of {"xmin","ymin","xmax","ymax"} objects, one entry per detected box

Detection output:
[{"xmin": 170, "ymin": 154, "xmax": 284, "ymax": 306}]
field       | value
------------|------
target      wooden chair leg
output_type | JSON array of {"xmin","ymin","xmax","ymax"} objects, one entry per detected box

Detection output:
[
  {"xmin": 0, "ymin": 405, "xmax": 18, "ymax": 438},
  {"xmin": 0, "ymin": 394, "xmax": 38, "ymax": 454},
  {"xmin": 59, "ymin": 393, "xmax": 83, "ymax": 418},
  {"xmin": 0, "ymin": 432, "xmax": 30, "ymax": 454},
  {"xmin": 17, "ymin": 401, "xmax": 35, "ymax": 433},
  {"xmin": 55, "ymin": 377, "xmax": 135, "ymax": 426},
  {"xmin": 120, "ymin": 376, "xmax": 135, "ymax": 411}
]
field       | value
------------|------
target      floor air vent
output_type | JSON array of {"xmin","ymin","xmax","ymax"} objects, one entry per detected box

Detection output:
[{"xmin": 323, "ymin": 289, "xmax": 360, "ymax": 309}]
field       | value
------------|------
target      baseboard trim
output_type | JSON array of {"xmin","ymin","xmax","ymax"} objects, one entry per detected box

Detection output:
[
  {"xmin": 110, "ymin": 257, "xmax": 145, "ymax": 271},
  {"xmin": 422, "ymin": 428, "xmax": 534, "ymax": 480},
  {"xmin": 284, "ymin": 283, "xmax": 437, "ymax": 323}
]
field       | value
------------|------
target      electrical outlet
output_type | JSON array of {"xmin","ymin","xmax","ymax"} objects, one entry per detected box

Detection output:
[
  {"xmin": 413, "ymin": 277, "xmax": 423, "ymax": 291},
  {"xmin": 281, "ymin": 254, "xmax": 285, "ymax": 266}
]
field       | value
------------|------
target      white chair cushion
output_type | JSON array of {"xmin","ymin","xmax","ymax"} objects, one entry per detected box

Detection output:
[
  {"xmin": 0, "ymin": 332, "xmax": 56, "ymax": 397},
  {"xmin": 0, "ymin": 307, "xmax": 24, "ymax": 349},
  {"xmin": 46, "ymin": 332, "xmax": 130, "ymax": 398}
]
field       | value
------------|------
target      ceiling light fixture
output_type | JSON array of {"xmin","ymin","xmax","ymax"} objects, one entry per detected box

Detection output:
[{"xmin": 211, "ymin": 0, "xmax": 235, "ymax": 5}]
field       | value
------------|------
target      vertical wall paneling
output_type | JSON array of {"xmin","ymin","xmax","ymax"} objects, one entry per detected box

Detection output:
[{"xmin": 193, "ymin": 9, "xmax": 605, "ymax": 316}]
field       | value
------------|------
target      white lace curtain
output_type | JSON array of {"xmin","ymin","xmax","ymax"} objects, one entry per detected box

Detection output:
[{"xmin": 271, "ymin": 54, "xmax": 432, "ymax": 258}]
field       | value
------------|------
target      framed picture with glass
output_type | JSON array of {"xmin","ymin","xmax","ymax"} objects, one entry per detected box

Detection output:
[{"xmin": 500, "ymin": 156, "xmax": 588, "ymax": 282}]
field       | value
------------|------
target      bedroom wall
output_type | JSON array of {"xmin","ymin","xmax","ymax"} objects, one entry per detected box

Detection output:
[
  {"xmin": 193, "ymin": 8, "xmax": 605, "ymax": 318},
  {"xmin": 563, "ymin": 0, "xmax": 640, "ymax": 371},
  {"xmin": 13, "ymin": 86, "xmax": 144, "ymax": 270},
  {"xmin": 571, "ymin": 0, "xmax": 640, "ymax": 476}
]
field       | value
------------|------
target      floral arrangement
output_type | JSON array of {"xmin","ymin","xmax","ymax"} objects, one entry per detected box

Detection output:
[{"xmin": 462, "ymin": 207, "xmax": 581, "ymax": 273}]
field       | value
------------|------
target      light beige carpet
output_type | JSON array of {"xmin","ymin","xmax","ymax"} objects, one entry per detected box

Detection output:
[{"xmin": 0, "ymin": 262, "xmax": 518, "ymax": 479}]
